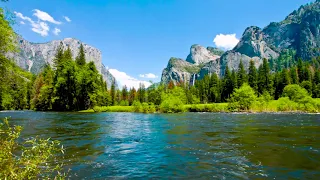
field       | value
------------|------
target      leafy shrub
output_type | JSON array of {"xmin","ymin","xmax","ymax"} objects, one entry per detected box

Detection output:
[
  {"xmin": 132, "ymin": 100, "xmax": 143, "ymax": 112},
  {"xmin": 282, "ymin": 84, "xmax": 309, "ymax": 102},
  {"xmin": 276, "ymin": 97, "xmax": 298, "ymax": 111},
  {"xmin": 0, "ymin": 118, "xmax": 67, "ymax": 179},
  {"xmin": 228, "ymin": 83, "xmax": 257, "ymax": 111},
  {"xmin": 298, "ymin": 96, "xmax": 318, "ymax": 113},
  {"xmin": 300, "ymin": 81, "xmax": 313, "ymax": 95},
  {"xmin": 119, "ymin": 100, "xmax": 129, "ymax": 106},
  {"xmin": 160, "ymin": 96, "xmax": 185, "ymax": 113}
]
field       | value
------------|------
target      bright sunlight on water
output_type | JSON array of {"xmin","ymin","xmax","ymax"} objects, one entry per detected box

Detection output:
[{"xmin": 1, "ymin": 111, "xmax": 319, "ymax": 179}]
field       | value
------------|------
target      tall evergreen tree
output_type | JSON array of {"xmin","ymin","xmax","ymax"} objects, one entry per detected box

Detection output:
[
  {"xmin": 231, "ymin": 69, "xmax": 238, "ymax": 90},
  {"xmin": 110, "ymin": 80, "xmax": 116, "ymax": 105},
  {"xmin": 63, "ymin": 46, "xmax": 73, "ymax": 60},
  {"xmin": 248, "ymin": 60, "xmax": 258, "ymax": 92},
  {"xmin": 275, "ymin": 69, "xmax": 290, "ymax": 99},
  {"xmin": 76, "ymin": 44, "xmax": 86, "ymax": 66},
  {"xmin": 258, "ymin": 58, "xmax": 273, "ymax": 94},
  {"xmin": 121, "ymin": 85, "xmax": 128, "ymax": 101},
  {"xmin": 53, "ymin": 42, "xmax": 64, "ymax": 67},
  {"xmin": 290, "ymin": 67, "xmax": 299, "ymax": 84},
  {"xmin": 297, "ymin": 59, "xmax": 304, "ymax": 83},
  {"xmin": 237, "ymin": 60, "xmax": 247, "ymax": 87},
  {"xmin": 222, "ymin": 66, "xmax": 233, "ymax": 101},
  {"xmin": 128, "ymin": 87, "xmax": 137, "ymax": 105},
  {"xmin": 209, "ymin": 73, "xmax": 220, "ymax": 103},
  {"xmin": 137, "ymin": 83, "xmax": 146, "ymax": 103}
]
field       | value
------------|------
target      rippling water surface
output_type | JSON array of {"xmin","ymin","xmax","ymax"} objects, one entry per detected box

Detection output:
[{"xmin": 1, "ymin": 111, "xmax": 320, "ymax": 179}]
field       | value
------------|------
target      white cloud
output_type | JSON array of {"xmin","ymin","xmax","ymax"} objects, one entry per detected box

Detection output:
[
  {"xmin": 15, "ymin": 11, "xmax": 50, "ymax": 36},
  {"xmin": 53, "ymin": 28, "xmax": 61, "ymax": 35},
  {"xmin": 109, "ymin": 69, "xmax": 152, "ymax": 89},
  {"xmin": 33, "ymin": 9, "xmax": 61, "ymax": 24},
  {"xmin": 139, "ymin": 73, "xmax": 158, "ymax": 79},
  {"xmin": 20, "ymin": 21, "xmax": 25, "ymax": 25},
  {"xmin": 63, "ymin": 16, "xmax": 71, "ymax": 22},
  {"xmin": 14, "ymin": 11, "xmax": 33, "ymax": 22},
  {"xmin": 31, "ymin": 21, "xmax": 50, "ymax": 36},
  {"xmin": 213, "ymin": 33, "xmax": 239, "ymax": 50}
]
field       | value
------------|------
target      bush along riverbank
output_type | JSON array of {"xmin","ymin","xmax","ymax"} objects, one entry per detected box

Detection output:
[{"xmin": 80, "ymin": 84, "xmax": 320, "ymax": 114}]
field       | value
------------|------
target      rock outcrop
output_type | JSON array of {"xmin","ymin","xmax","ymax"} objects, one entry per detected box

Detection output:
[
  {"xmin": 161, "ymin": 57, "xmax": 200, "ymax": 84},
  {"xmin": 161, "ymin": 45, "xmax": 222, "ymax": 84},
  {"xmin": 161, "ymin": 0, "xmax": 320, "ymax": 84},
  {"xmin": 7, "ymin": 36, "xmax": 116, "ymax": 87},
  {"xmin": 186, "ymin": 44, "xmax": 220, "ymax": 65}
]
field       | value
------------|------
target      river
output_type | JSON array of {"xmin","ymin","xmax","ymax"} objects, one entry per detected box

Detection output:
[{"xmin": 0, "ymin": 111, "xmax": 319, "ymax": 179}]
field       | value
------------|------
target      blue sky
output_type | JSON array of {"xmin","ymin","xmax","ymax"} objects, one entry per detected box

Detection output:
[{"xmin": 2, "ymin": 0, "xmax": 314, "ymax": 88}]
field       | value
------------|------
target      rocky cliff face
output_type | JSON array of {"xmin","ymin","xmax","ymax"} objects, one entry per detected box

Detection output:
[
  {"xmin": 186, "ymin": 44, "xmax": 220, "ymax": 65},
  {"xmin": 7, "ymin": 36, "xmax": 116, "ymax": 87},
  {"xmin": 161, "ymin": 0, "xmax": 320, "ymax": 84},
  {"xmin": 161, "ymin": 45, "xmax": 223, "ymax": 84}
]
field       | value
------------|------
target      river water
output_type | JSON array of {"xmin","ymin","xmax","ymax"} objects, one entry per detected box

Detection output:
[{"xmin": 0, "ymin": 111, "xmax": 320, "ymax": 179}]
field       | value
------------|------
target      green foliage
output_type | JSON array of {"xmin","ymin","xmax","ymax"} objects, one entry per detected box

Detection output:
[
  {"xmin": 91, "ymin": 105, "xmax": 134, "ymax": 112},
  {"xmin": 276, "ymin": 97, "xmax": 298, "ymax": 111},
  {"xmin": 248, "ymin": 60, "xmax": 258, "ymax": 92},
  {"xmin": 258, "ymin": 58, "xmax": 273, "ymax": 94},
  {"xmin": 0, "ymin": 56, "xmax": 32, "ymax": 110},
  {"xmin": 76, "ymin": 44, "xmax": 86, "ymax": 66},
  {"xmin": 29, "ymin": 45, "xmax": 109, "ymax": 111},
  {"xmin": 228, "ymin": 83, "xmax": 257, "ymax": 111},
  {"xmin": 160, "ymin": 89, "xmax": 185, "ymax": 113},
  {"xmin": 0, "ymin": 118, "xmax": 66, "ymax": 179},
  {"xmin": 132, "ymin": 100, "xmax": 143, "ymax": 112},
  {"xmin": 282, "ymin": 84, "xmax": 310, "ymax": 102},
  {"xmin": 185, "ymin": 103, "xmax": 228, "ymax": 112},
  {"xmin": 222, "ymin": 66, "xmax": 234, "ymax": 101},
  {"xmin": 0, "ymin": 7, "xmax": 16, "ymax": 54},
  {"xmin": 300, "ymin": 80, "xmax": 312, "ymax": 95},
  {"xmin": 237, "ymin": 60, "xmax": 247, "ymax": 87}
]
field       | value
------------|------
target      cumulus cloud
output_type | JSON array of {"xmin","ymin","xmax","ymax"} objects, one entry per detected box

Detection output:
[
  {"xmin": 31, "ymin": 21, "xmax": 50, "ymax": 36},
  {"xmin": 63, "ymin": 16, "xmax": 71, "ymax": 22},
  {"xmin": 20, "ymin": 21, "xmax": 25, "ymax": 25},
  {"xmin": 109, "ymin": 69, "xmax": 152, "ymax": 89},
  {"xmin": 33, "ymin": 9, "xmax": 61, "ymax": 24},
  {"xmin": 53, "ymin": 28, "xmax": 61, "ymax": 35},
  {"xmin": 14, "ymin": 11, "xmax": 33, "ymax": 22},
  {"xmin": 15, "ymin": 11, "xmax": 50, "ymax": 36},
  {"xmin": 213, "ymin": 33, "xmax": 239, "ymax": 50},
  {"xmin": 139, "ymin": 73, "xmax": 158, "ymax": 79}
]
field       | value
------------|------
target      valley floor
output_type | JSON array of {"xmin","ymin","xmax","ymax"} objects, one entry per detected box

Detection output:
[{"xmin": 79, "ymin": 99, "xmax": 320, "ymax": 113}]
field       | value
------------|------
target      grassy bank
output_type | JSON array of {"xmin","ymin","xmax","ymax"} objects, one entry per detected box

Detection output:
[
  {"xmin": 79, "ymin": 98, "xmax": 320, "ymax": 113},
  {"xmin": 80, "ymin": 106, "xmax": 134, "ymax": 113}
]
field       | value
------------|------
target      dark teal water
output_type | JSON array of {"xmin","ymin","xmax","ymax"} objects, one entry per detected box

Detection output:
[{"xmin": 1, "ymin": 111, "xmax": 320, "ymax": 179}]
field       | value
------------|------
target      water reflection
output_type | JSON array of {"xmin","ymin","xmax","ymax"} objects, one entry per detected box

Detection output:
[{"xmin": 0, "ymin": 111, "xmax": 319, "ymax": 179}]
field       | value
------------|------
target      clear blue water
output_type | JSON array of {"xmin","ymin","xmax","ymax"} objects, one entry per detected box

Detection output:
[{"xmin": 1, "ymin": 111, "xmax": 320, "ymax": 179}]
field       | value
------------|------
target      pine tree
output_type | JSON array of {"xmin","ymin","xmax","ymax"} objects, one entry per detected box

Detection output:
[
  {"xmin": 222, "ymin": 66, "xmax": 233, "ymax": 101},
  {"xmin": 110, "ymin": 80, "xmax": 116, "ymax": 105},
  {"xmin": 237, "ymin": 60, "xmax": 247, "ymax": 87},
  {"xmin": 137, "ymin": 83, "xmax": 146, "ymax": 103},
  {"xmin": 63, "ymin": 46, "xmax": 73, "ymax": 60},
  {"xmin": 129, "ymin": 88, "xmax": 137, "ymax": 105},
  {"xmin": 290, "ymin": 67, "xmax": 299, "ymax": 84},
  {"xmin": 275, "ymin": 69, "xmax": 290, "ymax": 99},
  {"xmin": 209, "ymin": 73, "xmax": 220, "ymax": 103},
  {"xmin": 297, "ymin": 59, "xmax": 304, "ymax": 83},
  {"xmin": 121, "ymin": 85, "xmax": 128, "ymax": 101},
  {"xmin": 76, "ymin": 44, "xmax": 86, "ymax": 66},
  {"xmin": 231, "ymin": 69, "xmax": 238, "ymax": 90},
  {"xmin": 248, "ymin": 60, "xmax": 258, "ymax": 92},
  {"xmin": 53, "ymin": 42, "xmax": 64, "ymax": 67},
  {"xmin": 258, "ymin": 58, "xmax": 273, "ymax": 94}
]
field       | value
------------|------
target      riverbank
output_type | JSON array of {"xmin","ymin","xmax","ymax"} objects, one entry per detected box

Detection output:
[{"xmin": 79, "ymin": 99, "xmax": 320, "ymax": 113}]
